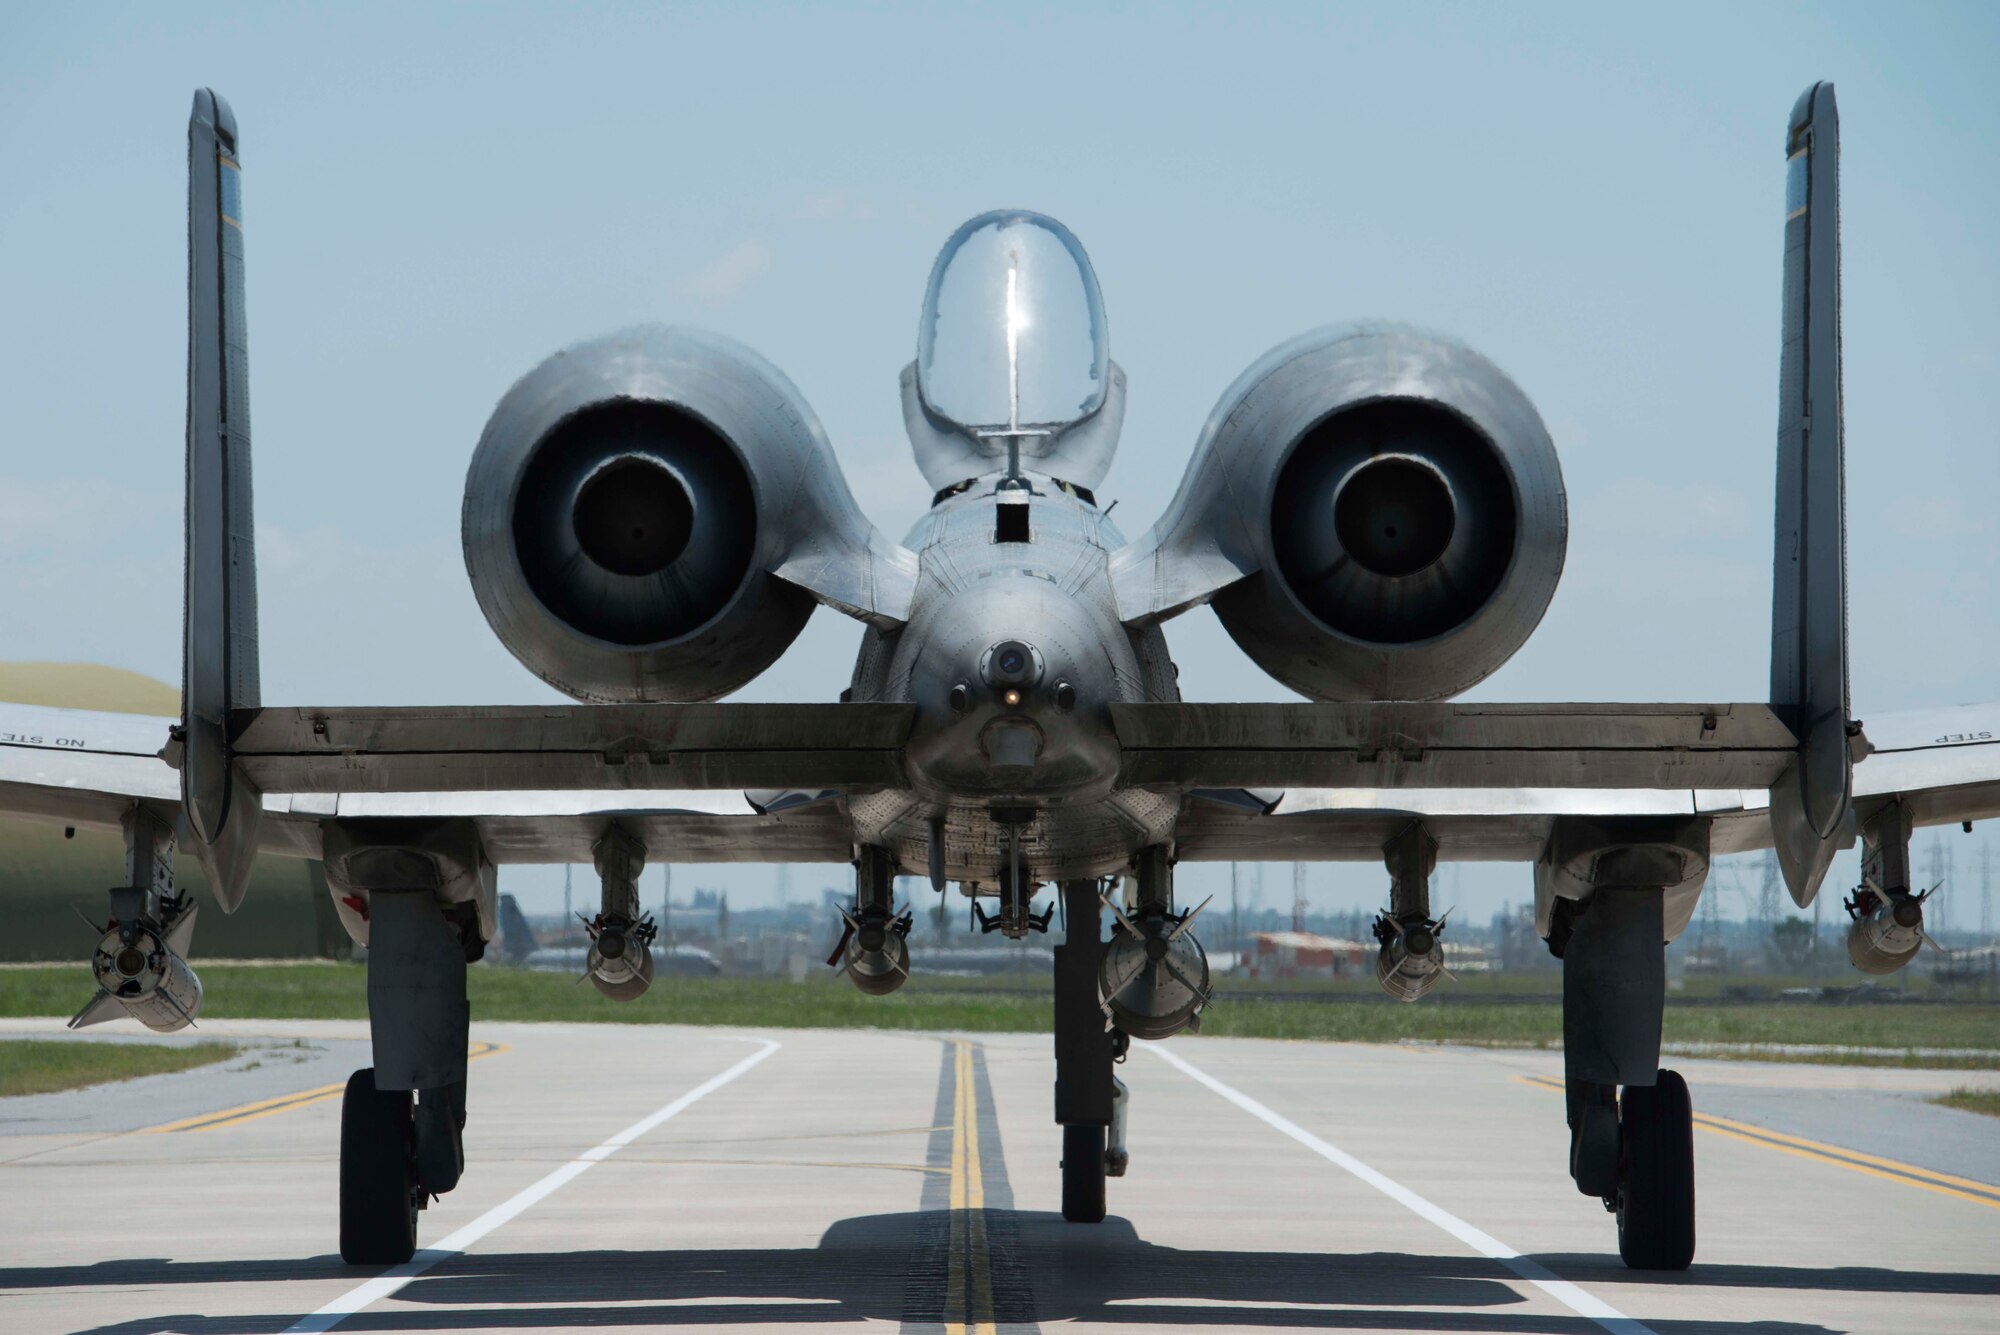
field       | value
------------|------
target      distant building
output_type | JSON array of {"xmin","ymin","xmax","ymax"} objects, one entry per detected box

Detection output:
[{"xmin": 1248, "ymin": 930, "xmax": 1370, "ymax": 979}]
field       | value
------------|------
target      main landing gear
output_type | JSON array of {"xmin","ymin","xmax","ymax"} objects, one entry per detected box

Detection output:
[
  {"xmin": 340, "ymin": 1069, "xmax": 419, "ymax": 1265},
  {"xmin": 323, "ymin": 819, "xmax": 488, "ymax": 1266},
  {"xmin": 1544, "ymin": 815, "xmax": 1705, "ymax": 1270},
  {"xmin": 1544, "ymin": 815, "xmax": 1704, "ymax": 1271},
  {"xmin": 1615, "ymin": 1070, "xmax": 1696, "ymax": 1271},
  {"xmin": 340, "ymin": 1070, "xmax": 469, "ymax": 1265}
]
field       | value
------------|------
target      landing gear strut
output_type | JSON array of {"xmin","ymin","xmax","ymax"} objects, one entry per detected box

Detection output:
[
  {"xmin": 1053, "ymin": 877, "xmax": 1116, "ymax": 1223},
  {"xmin": 323, "ymin": 819, "xmax": 488, "ymax": 1267}
]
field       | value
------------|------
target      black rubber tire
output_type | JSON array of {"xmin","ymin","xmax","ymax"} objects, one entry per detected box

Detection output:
[
  {"xmin": 1061, "ymin": 1122, "xmax": 1107, "ymax": 1223},
  {"xmin": 1617, "ymin": 1069, "xmax": 1696, "ymax": 1271},
  {"xmin": 340, "ymin": 1068, "xmax": 418, "ymax": 1265}
]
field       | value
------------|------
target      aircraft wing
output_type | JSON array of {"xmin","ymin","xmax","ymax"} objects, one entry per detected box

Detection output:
[
  {"xmin": 1168, "ymin": 703, "xmax": 2000, "ymax": 863},
  {"xmin": 0, "ymin": 700, "xmax": 874, "ymax": 865}
]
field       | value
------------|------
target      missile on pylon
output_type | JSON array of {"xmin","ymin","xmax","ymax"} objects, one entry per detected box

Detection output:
[
  {"xmin": 1843, "ymin": 886, "xmax": 1928, "ymax": 975},
  {"xmin": 1373, "ymin": 911, "xmax": 1450, "ymax": 1002},
  {"xmin": 70, "ymin": 895, "xmax": 204, "ymax": 1033},
  {"xmin": 582, "ymin": 913, "xmax": 657, "ymax": 1000}
]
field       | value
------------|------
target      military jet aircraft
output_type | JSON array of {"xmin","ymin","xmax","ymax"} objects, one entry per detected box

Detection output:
[{"xmin": 3, "ymin": 81, "xmax": 1996, "ymax": 1273}]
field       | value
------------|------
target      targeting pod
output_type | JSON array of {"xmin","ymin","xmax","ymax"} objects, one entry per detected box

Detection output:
[
  {"xmin": 1373, "ymin": 912, "xmax": 1449, "ymax": 1003},
  {"xmin": 71, "ymin": 899, "xmax": 203, "ymax": 1033},
  {"xmin": 583, "ymin": 913, "xmax": 657, "ymax": 1001},
  {"xmin": 1099, "ymin": 894, "xmax": 1211, "ymax": 1041}
]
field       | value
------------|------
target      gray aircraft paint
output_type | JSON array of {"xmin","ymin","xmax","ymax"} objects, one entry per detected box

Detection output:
[{"xmin": 2, "ymin": 88, "xmax": 1992, "ymax": 956}]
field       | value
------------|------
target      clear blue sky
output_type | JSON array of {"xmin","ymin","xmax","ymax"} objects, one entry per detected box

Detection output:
[{"xmin": 4, "ymin": 2, "xmax": 1997, "ymax": 928}]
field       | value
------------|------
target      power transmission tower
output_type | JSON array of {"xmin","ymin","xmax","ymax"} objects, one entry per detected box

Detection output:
[
  {"xmin": 1694, "ymin": 873, "xmax": 1721, "ymax": 973},
  {"xmin": 1945, "ymin": 840, "xmax": 1956, "ymax": 938},
  {"xmin": 1810, "ymin": 875, "xmax": 1822, "ymax": 980},
  {"xmin": 1292, "ymin": 862, "xmax": 1308, "ymax": 933},
  {"xmin": 1982, "ymin": 842, "xmax": 1993, "ymax": 941},
  {"xmin": 1757, "ymin": 850, "xmax": 1780, "ymax": 936},
  {"xmin": 1926, "ymin": 835, "xmax": 1949, "ymax": 941},
  {"xmin": 1230, "ymin": 862, "xmax": 1242, "ymax": 960}
]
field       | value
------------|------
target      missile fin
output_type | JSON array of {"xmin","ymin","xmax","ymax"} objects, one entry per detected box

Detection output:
[
  {"xmin": 67, "ymin": 990, "xmax": 126, "ymax": 1030},
  {"xmin": 163, "ymin": 903, "xmax": 200, "ymax": 958}
]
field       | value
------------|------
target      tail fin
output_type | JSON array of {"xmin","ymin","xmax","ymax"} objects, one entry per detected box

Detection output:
[
  {"xmin": 181, "ymin": 89, "xmax": 263, "ymax": 911},
  {"xmin": 498, "ymin": 893, "xmax": 541, "ymax": 962},
  {"xmin": 1769, "ymin": 81, "xmax": 1853, "ymax": 907}
]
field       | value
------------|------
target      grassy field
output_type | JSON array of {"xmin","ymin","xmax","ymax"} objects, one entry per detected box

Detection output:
[
  {"xmin": 0, "ymin": 1039, "xmax": 239, "ymax": 1096},
  {"xmin": 1934, "ymin": 1088, "xmax": 2000, "ymax": 1117},
  {"xmin": 1, "ymin": 963, "xmax": 1995, "ymax": 1066}
]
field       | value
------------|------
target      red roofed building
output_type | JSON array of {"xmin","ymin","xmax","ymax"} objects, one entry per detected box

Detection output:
[{"xmin": 1249, "ymin": 930, "xmax": 1371, "ymax": 979}]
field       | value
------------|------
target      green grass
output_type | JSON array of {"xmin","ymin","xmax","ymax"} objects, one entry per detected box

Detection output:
[
  {"xmin": 1934, "ymin": 1088, "xmax": 2000, "ymax": 1117},
  {"xmin": 0, "ymin": 965, "xmax": 1994, "ymax": 1067},
  {"xmin": 0, "ymin": 1039, "xmax": 240, "ymax": 1096}
]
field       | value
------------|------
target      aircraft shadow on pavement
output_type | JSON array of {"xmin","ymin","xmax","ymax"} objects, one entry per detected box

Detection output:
[{"xmin": 24, "ymin": 1210, "xmax": 1980, "ymax": 1334}]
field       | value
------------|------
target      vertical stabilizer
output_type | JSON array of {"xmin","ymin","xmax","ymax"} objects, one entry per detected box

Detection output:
[
  {"xmin": 182, "ymin": 89, "xmax": 263, "ymax": 910},
  {"xmin": 1769, "ymin": 81, "xmax": 1852, "ymax": 907}
]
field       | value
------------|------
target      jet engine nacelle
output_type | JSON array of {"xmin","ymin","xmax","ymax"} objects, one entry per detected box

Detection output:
[
  {"xmin": 464, "ymin": 325, "xmax": 886, "ymax": 702},
  {"xmin": 1159, "ymin": 325, "xmax": 1567, "ymax": 700}
]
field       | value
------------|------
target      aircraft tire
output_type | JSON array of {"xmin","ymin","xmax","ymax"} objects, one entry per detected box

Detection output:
[
  {"xmin": 1616, "ymin": 1068, "xmax": 1695, "ymax": 1271},
  {"xmin": 1061, "ymin": 1123, "xmax": 1107, "ymax": 1223},
  {"xmin": 340, "ymin": 1067, "xmax": 419, "ymax": 1265}
]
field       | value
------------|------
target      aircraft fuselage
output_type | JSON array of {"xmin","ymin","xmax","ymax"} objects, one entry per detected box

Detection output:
[{"xmin": 846, "ymin": 473, "xmax": 1182, "ymax": 890}]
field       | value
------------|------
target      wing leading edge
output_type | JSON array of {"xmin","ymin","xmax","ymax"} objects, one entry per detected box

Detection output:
[{"xmin": 1174, "ymin": 705, "xmax": 2000, "ymax": 866}]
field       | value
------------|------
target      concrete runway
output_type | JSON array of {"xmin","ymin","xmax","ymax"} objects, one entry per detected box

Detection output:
[{"xmin": 1, "ymin": 1018, "xmax": 1996, "ymax": 1335}]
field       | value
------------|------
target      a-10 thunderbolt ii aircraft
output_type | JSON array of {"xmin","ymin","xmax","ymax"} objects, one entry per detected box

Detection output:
[{"xmin": 3, "ymin": 81, "xmax": 1995, "ymax": 1274}]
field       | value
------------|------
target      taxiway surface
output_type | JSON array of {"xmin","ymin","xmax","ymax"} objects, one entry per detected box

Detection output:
[{"xmin": 1, "ymin": 1017, "xmax": 1996, "ymax": 1335}]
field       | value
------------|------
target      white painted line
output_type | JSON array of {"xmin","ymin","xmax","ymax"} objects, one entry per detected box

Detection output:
[
  {"xmin": 1148, "ymin": 1045, "xmax": 1655, "ymax": 1335},
  {"xmin": 284, "ymin": 1038, "xmax": 781, "ymax": 1334}
]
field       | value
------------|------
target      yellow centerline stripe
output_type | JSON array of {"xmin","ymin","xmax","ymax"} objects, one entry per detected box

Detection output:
[
  {"xmin": 148, "ymin": 1041, "xmax": 506, "ymax": 1134},
  {"xmin": 944, "ymin": 1038, "xmax": 997, "ymax": 1335},
  {"xmin": 946, "ymin": 1043, "xmax": 966, "ymax": 1324},
  {"xmin": 1514, "ymin": 1073, "xmax": 2000, "ymax": 1210}
]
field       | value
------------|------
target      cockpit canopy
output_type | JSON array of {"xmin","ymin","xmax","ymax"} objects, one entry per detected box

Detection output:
[{"xmin": 905, "ymin": 210, "xmax": 1125, "ymax": 494}]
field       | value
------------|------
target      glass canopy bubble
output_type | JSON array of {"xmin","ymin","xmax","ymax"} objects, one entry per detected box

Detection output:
[{"xmin": 916, "ymin": 211, "xmax": 1108, "ymax": 435}]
